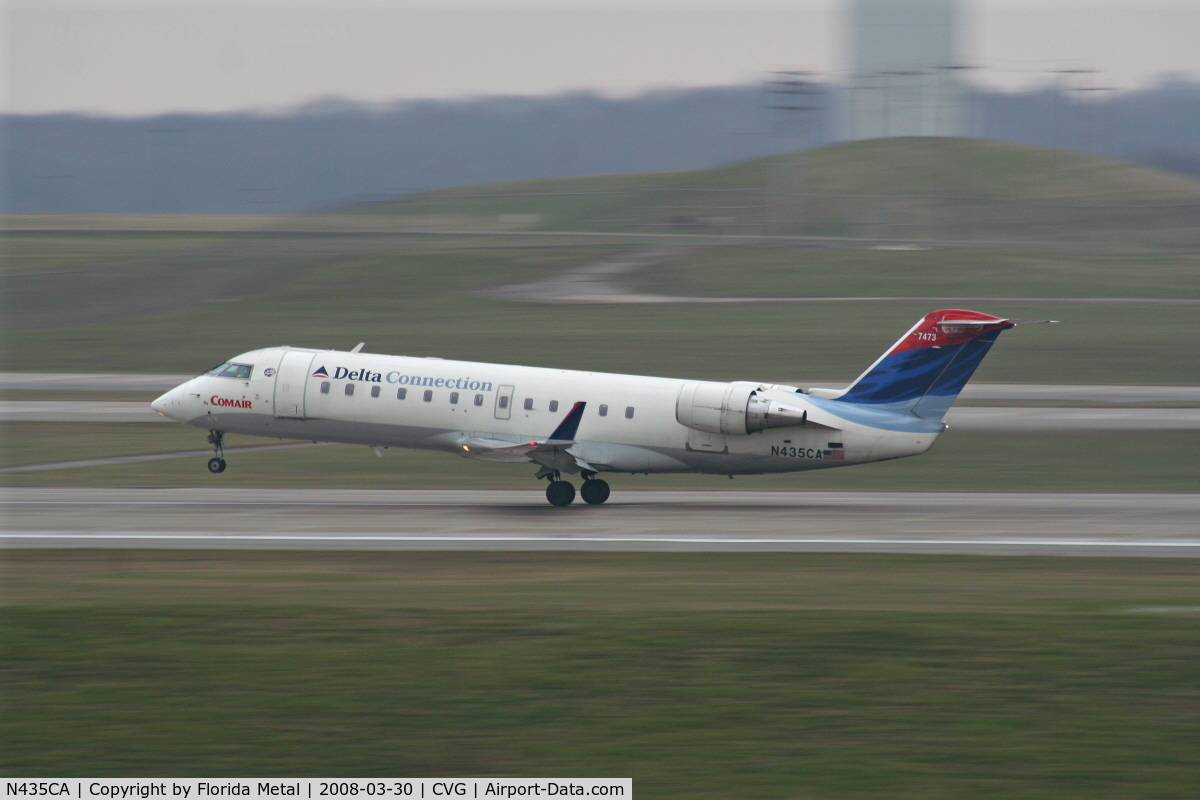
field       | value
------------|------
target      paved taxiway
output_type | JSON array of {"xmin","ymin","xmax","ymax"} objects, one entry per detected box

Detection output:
[
  {"xmin": 480, "ymin": 245, "xmax": 1200, "ymax": 305},
  {"xmin": 3, "ymin": 488, "xmax": 1197, "ymax": 557}
]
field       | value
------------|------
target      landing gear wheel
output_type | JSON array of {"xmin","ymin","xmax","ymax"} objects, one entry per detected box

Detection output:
[
  {"xmin": 580, "ymin": 478, "xmax": 610, "ymax": 505},
  {"xmin": 545, "ymin": 480, "xmax": 576, "ymax": 507},
  {"xmin": 206, "ymin": 430, "xmax": 226, "ymax": 473}
]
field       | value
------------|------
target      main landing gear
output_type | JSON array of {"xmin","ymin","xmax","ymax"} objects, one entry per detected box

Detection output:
[
  {"xmin": 545, "ymin": 479, "xmax": 575, "ymax": 506},
  {"xmin": 542, "ymin": 469, "xmax": 610, "ymax": 506},
  {"xmin": 580, "ymin": 477, "xmax": 611, "ymax": 505},
  {"xmin": 206, "ymin": 430, "xmax": 227, "ymax": 473}
]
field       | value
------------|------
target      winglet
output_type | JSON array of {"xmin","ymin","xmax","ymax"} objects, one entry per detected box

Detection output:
[{"xmin": 548, "ymin": 401, "xmax": 586, "ymax": 441}]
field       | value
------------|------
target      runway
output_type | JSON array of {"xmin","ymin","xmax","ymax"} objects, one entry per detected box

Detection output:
[{"xmin": 3, "ymin": 488, "xmax": 1197, "ymax": 556}]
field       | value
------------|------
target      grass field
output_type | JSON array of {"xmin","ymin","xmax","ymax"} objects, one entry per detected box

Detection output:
[
  {"xmin": 370, "ymin": 138, "xmax": 1200, "ymax": 240},
  {"xmin": 4, "ymin": 138, "xmax": 1199, "ymax": 383},
  {"xmin": 0, "ymin": 231, "xmax": 246, "ymax": 275},
  {"xmin": 3, "ymin": 422, "xmax": 1196, "ymax": 492},
  {"xmin": 4, "ymin": 550, "xmax": 1199, "ymax": 796},
  {"xmin": 5, "ymin": 237, "xmax": 1199, "ymax": 384},
  {"xmin": 0, "ymin": 213, "xmax": 291, "ymax": 231}
]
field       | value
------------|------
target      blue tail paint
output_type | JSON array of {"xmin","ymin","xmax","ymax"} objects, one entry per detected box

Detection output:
[{"xmin": 834, "ymin": 309, "xmax": 1015, "ymax": 420}]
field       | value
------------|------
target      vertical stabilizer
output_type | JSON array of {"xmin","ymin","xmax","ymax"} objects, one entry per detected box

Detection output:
[{"xmin": 833, "ymin": 309, "xmax": 1014, "ymax": 419}]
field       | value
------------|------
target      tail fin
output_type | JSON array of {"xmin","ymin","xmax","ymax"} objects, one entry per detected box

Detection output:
[{"xmin": 833, "ymin": 309, "xmax": 1014, "ymax": 420}]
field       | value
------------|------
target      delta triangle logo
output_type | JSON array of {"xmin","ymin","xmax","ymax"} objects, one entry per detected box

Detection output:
[{"xmin": 312, "ymin": 365, "xmax": 330, "ymax": 378}]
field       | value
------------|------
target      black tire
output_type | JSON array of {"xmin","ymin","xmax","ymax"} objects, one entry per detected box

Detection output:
[
  {"xmin": 207, "ymin": 457, "xmax": 227, "ymax": 473},
  {"xmin": 545, "ymin": 480, "xmax": 576, "ymax": 506},
  {"xmin": 580, "ymin": 478, "xmax": 610, "ymax": 505}
]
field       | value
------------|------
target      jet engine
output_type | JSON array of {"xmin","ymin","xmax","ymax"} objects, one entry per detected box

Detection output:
[{"xmin": 675, "ymin": 381, "xmax": 809, "ymax": 435}]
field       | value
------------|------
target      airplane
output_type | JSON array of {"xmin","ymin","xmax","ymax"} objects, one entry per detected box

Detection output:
[{"xmin": 151, "ymin": 308, "xmax": 1044, "ymax": 506}]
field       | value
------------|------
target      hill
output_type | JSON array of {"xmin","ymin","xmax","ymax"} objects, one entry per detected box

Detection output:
[
  {"xmin": 355, "ymin": 138, "xmax": 1200, "ymax": 249},
  {"xmin": 6, "ymin": 78, "xmax": 1200, "ymax": 215},
  {"xmin": 3, "ymin": 137, "xmax": 1196, "ymax": 383}
]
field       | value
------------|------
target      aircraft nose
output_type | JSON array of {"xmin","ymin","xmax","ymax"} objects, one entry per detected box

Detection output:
[
  {"xmin": 150, "ymin": 390, "xmax": 172, "ymax": 415},
  {"xmin": 151, "ymin": 385, "xmax": 188, "ymax": 419}
]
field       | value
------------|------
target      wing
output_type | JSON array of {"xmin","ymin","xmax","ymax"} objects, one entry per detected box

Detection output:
[{"xmin": 459, "ymin": 401, "xmax": 586, "ymax": 464}]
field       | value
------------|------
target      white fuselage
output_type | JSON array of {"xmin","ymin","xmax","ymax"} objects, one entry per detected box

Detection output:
[{"xmin": 151, "ymin": 346, "xmax": 941, "ymax": 476}]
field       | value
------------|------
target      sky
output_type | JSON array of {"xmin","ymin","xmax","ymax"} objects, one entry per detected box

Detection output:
[{"xmin": 5, "ymin": 0, "xmax": 1200, "ymax": 116}]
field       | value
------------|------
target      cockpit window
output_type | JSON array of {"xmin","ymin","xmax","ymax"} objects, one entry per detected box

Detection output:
[
  {"xmin": 216, "ymin": 363, "xmax": 253, "ymax": 379},
  {"xmin": 205, "ymin": 362, "xmax": 231, "ymax": 376}
]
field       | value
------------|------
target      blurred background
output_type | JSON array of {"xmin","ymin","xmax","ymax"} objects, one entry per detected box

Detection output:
[{"xmin": 5, "ymin": 0, "xmax": 1200, "ymax": 214}]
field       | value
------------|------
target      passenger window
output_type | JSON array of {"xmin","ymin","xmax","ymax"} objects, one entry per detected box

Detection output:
[
  {"xmin": 598, "ymin": 404, "xmax": 608, "ymax": 417},
  {"xmin": 625, "ymin": 406, "xmax": 635, "ymax": 419},
  {"xmin": 371, "ymin": 385, "xmax": 380, "ymax": 398},
  {"xmin": 423, "ymin": 390, "xmax": 433, "ymax": 402},
  {"xmin": 474, "ymin": 394, "xmax": 484, "ymax": 406},
  {"xmin": 499, "ymin": 396, "xmax": 509, "ymax": 409},
  {"xmin": 450, "ymin": 392, "xmax": 459, "ymax": 404},
  {"xmin": 344, "ymin": 384, "xmax": 354, "ymax": 396},
  {"xmin": 397, "ymin": 388, "xmax": 407, "ymax": 400},
  {"xmin": 320, "ymin": 381, "xmax": 330, "ymax": 394},
  {"xmin": 549, "ymin": 400, "xmax": 559, "ymax": 413},
  {"xmin": 523, "ymin": 398, "xmax": 534, "ymax": 411}
]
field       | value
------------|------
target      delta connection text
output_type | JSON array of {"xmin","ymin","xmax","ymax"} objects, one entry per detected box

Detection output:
[
  {"xmin": 4, "ymin": 780, "xmax": 630, "ymax": 800},
  {"xmin": 320, "ymin": 367, "xmax": 493, "ymax": 393}
]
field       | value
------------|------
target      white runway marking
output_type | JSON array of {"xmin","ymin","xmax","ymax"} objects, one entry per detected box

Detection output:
[
  {"xmin": 5, "ymin": 532, "xmax": 1199, "ymax": 557},
  {"xmin": 6, "ymin": 532, "xmax": 1199, "ymax": 548},
  {"xmin": 1122, "ymin": 606, "xmax": 1200, "ymax": 613}
]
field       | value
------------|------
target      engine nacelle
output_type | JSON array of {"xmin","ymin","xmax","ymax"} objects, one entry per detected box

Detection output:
[{"xmin": 675, "ymin": 381, "xmax": 809, "ymax": 435}]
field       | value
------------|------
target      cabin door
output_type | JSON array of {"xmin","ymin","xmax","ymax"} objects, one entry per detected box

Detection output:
[{"xmin": 274, "ymin": 351, "xmax": 315, "ymax": 419}]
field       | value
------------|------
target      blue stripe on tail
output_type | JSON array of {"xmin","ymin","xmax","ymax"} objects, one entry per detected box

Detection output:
[{"xmin": 836, "ymin": 313, "xmax": 1013, "ymax": 420}]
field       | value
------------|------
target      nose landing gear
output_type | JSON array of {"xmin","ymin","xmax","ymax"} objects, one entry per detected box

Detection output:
[{"xmin": 206, "ymin": 430, "xmax": 227, "ymax": 473}]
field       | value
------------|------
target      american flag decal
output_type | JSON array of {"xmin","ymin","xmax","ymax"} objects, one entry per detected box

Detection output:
[{"xmin": 824, "ymin": 445, "xmax": 845, "ymax": 460}]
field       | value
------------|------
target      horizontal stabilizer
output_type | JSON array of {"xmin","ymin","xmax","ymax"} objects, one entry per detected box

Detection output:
[{"xmin": 936, "ymin": 318, "xmax": 1011, "ymax": 332}]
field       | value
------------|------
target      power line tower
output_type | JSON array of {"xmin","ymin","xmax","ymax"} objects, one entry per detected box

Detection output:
[
  {"xmin": 764, "ymin": 71, "xmax": 823, "ymax": 235},
  {"xmin": 1050, "ymin": 67, "xmax": 1115, "ymax": 152}
]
